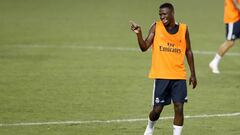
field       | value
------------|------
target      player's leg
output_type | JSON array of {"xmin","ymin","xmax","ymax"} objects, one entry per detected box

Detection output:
[
  {"xmin": 171, "ymin": 80, "xmax": 187, "ymax": 135},
  {"xmin": 144, "ymin": 105, "xmax": 164, "ymax": 135},
  {"xmin": 173, "ymin": 103, "xmax": 184, "ymax": 135},
  {"xmin": 217, "ymin": 40, "xmax": 234, "ymax": 57},
  {"xmin": 209, "ymin": 21, "xmax": 240, "ymax": 73},
  {"xmin": 144, "ymin": 79, "xmax": 170, "ymax": 135},
  {"xmin": 209, "ymin": 40, "xmax": 234, "ymax": 73},
  {"xmin": 173, "ymin": 103, "xmax": 184, "ymax": 126}
]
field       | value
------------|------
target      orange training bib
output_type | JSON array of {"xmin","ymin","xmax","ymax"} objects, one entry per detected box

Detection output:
[
  {"xmin": 148, "ymin": 21, "xmax": 187, "ymax": 79},
  {"xmin": 224, "ymin": 0, "xmax": 240, "ymax": 23}
]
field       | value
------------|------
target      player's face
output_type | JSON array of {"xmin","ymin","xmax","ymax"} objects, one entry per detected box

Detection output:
[{"xmin": 159, "ymin": 8, "xmax": 173, "ymax": 26}]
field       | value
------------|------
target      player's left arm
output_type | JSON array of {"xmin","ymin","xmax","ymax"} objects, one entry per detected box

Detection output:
[
  {"xmin": 233, "ymin": 0, "xmax": 240, "ymax": 11},
  {"xmin": 185, "ymin": 27, "xmax": 197, "ymax": 89}
]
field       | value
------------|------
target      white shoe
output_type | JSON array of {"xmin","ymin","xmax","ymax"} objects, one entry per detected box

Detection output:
[
  {"xmin": 144, "ymin": 126, "xmax": 154, "ymax": 135},
  {"xmin": 209, "ymin": 61, "xmax": 220, "ymax": 74}
]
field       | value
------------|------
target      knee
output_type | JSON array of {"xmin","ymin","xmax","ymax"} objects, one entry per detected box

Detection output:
[
  {"xmin": 174, "ymin": 103, "xmax": 184, "ymax": 114},
  {"xmin": 149, "ymin": 106, "xmax": 163, "ymax": 121},
  {"xmin": 149, "ymin": 110, "xmax": 160, "ymax": 121}
]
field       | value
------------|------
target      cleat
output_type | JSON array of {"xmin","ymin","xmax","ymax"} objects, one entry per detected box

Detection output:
[
  {"xmin": 209, "ymin": 62, "xmax": 220, "ymax": 74},
  {"xmin": 144, "ymin": 127, "xmax": 154, "ymax": 135}
]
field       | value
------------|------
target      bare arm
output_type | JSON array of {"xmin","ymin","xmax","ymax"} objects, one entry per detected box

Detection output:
[
  {"xmin": 233, "ymin": 0, "xmax": 240, "ymax": 11},
  {"xmin": 185, "ymin": 28, "xmax": 197, "ymax": 89},
  {"xmin": 130, "ymin": 21, "xmax": 155, "ymax": 52}
]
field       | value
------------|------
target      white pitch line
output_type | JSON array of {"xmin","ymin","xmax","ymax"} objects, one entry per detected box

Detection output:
[
  {"xmin": 3, "ymin": 44, "xmax": 240, "ymax": 56},
  {"xmin": 0, "ymin": 112, "xmax": 240, "ymax": 127}
]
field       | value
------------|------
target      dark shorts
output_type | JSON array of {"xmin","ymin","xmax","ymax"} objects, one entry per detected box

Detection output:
[
  {"xmin": 225, "ymin": 20, "xmax": 240, "ymax": 41},
  {"xmin": 152, "ymin": 79, "xmax": 187, "ymax": 106}
]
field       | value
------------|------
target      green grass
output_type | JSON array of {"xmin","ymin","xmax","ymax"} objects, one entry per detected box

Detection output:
[{"xmin": 0, "ymin": 0, "xmax": 240, "ymax": 135}]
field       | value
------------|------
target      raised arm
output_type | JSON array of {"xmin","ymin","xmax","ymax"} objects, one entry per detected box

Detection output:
[
  {"xmin": 130, "ymin": 21, "xmax": 156, "ymax": 52},
  {"xmin": 185, "ymin": 27, "xmax": 197, "ymax": 89},
  {"xmin": 233, "ymin": 0, "xmax": 240, "ymax": 11}
]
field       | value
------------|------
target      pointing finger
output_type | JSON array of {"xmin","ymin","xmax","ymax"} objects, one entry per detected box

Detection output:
[{"xmin": 129, "ymin": 20, "xmax": 138, "ymax": 27}]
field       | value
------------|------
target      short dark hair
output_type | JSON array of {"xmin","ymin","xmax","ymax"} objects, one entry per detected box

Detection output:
[{"xmin": 160, "ymin": 3, "xmax": 174, "ymax": 12}]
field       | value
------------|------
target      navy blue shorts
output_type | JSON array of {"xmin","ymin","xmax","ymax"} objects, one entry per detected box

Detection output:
[
  {"xmin": 225, "ymin": 20, "xmax": 240, "ymax": 41},
  {"xmin": 152, "ymin": 79, "xmax": 187, "ymax": 106}
]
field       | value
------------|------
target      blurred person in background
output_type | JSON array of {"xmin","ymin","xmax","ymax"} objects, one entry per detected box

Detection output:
[{"xmin": 209, "ymin": 0, "xmax": 240, "ymax": 74}]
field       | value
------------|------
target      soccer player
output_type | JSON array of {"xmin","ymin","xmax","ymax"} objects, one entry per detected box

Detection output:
[
  {"xmin": 209, "ymin": 0, "xmax": 240, "ymax": 74},
  {"xmin": 130, "ymin": 3, "xmax": 197, "ymax": 135}
]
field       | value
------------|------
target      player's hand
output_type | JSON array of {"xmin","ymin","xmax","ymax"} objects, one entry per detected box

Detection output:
[
  {"xmin": 130, "ymin": 20, "xmax": 141, "ymax": 34},
  {"xmin": 189, "ymin": 75, "xmax": 197, "ymax": 89}
]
